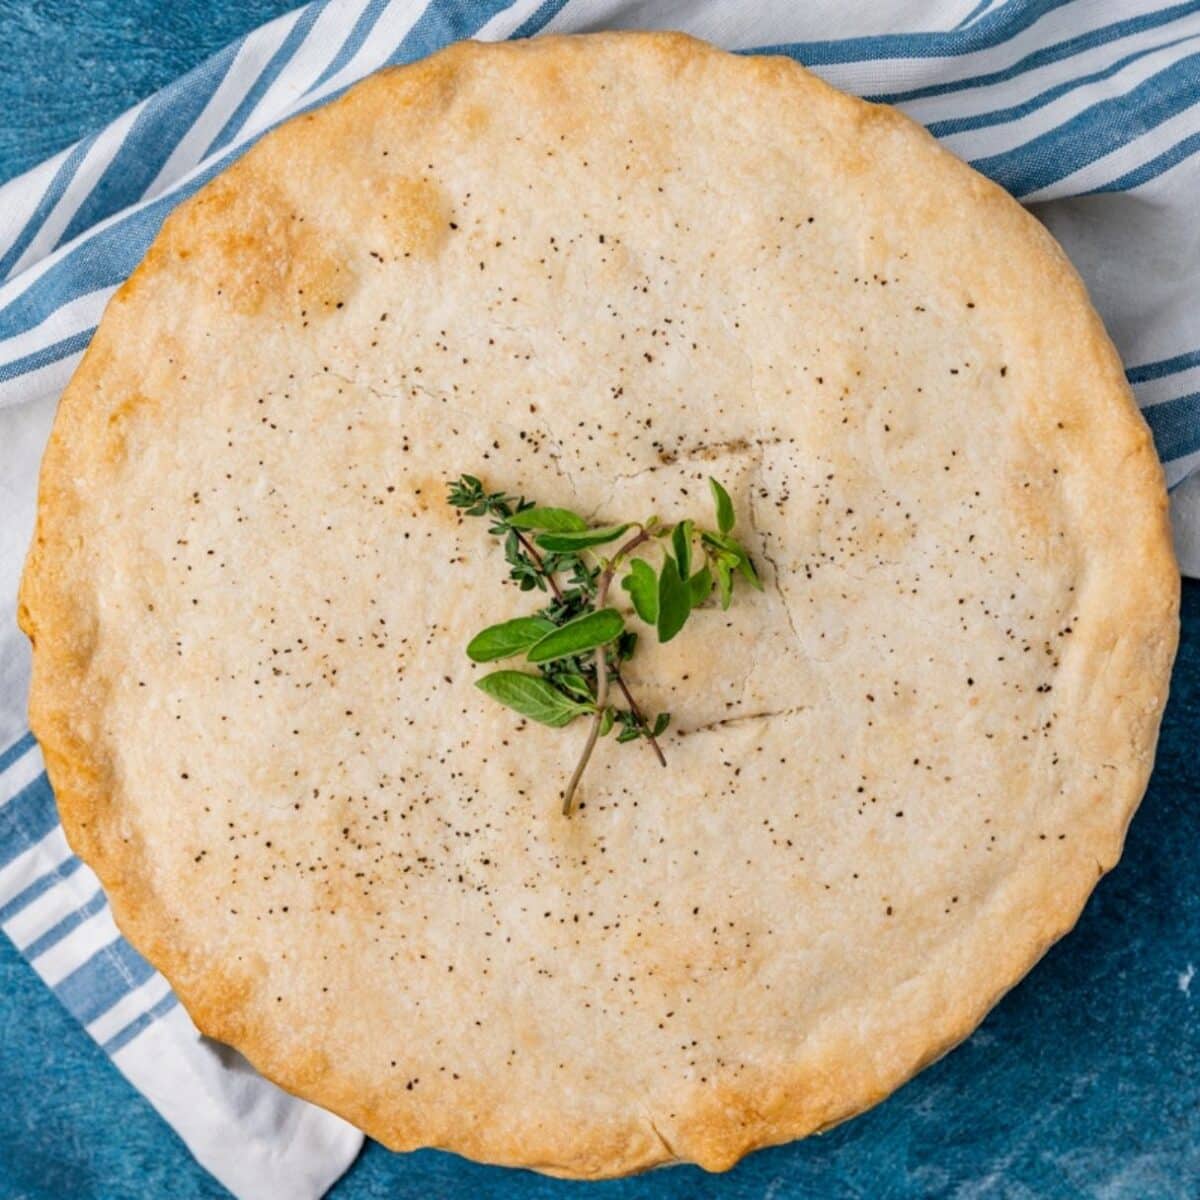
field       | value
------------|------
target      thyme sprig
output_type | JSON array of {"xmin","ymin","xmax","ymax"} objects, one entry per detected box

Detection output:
[{"xmin": 448, "ymin": 474, "xmax": 760, "ymax": 814}]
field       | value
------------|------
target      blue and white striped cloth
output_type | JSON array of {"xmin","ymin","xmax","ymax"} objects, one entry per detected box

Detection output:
[{"xmin": 1, "ymin": 2, "xmax": 1198, "ymax": 1196}]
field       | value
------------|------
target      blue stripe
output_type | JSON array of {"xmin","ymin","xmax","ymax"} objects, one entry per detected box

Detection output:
[
  {"xmin": 385, "ymin": 0, "xmax": 519, "ymax": 67},
  {"xmin": 1086, "ymin": 126, "xmax": 1200, "ymax": 193},
  {"xmin": 0, "ymin": 329, "xmax": 94, "ymax": 385},
  {"xmin": 1143, "ymin": 391, "xmax": 1200, "ymax": 462},
  {"xmin": 870, "ymin": 2, "xmax": 1200, "ymax": 104},
  {"xmin": 926, "ymin": 31, "xmax": 1200, "ymax": 138},
  {"xmin": 1128, "ymin": 349, "xmax": 1200, "ymax": 384},
  {"xmin": 53, "ymin": 938, "xmax": 157, "ymax": 1026},
  {"xmin": 955, "ymin": 0, "xmax": 996, "ymax": 32},
  {"xmin": 745, "ymin": 0, "xmax": 1076, "ymax": 66},
  {"xmin": 309, "ymin": 0, "xmax": 391, "ymax": 92},
  {"xmin": 101, "ymin": 991, "xmax": 179, "ymax": 1056},
  {"xmin": 511, "ymin": 0, "xmax": 572, "ymax": 40},
  {"xmin": 0, "ymin": 856, "xmax": 82, "ymax": 925},
  {"xmin": 0, "ymin": 731, "xmax": 36, "ymax": 776},
  {"xmin": 970, "ymin": 51, "xmax": 1200, "ymax": 195},
  {"xmin": 204, "ymin": 0, "xmax": 331, "ymax": 157},
  {"xmin": 0, "ymin": 774, "xmax": 59, "ymax": 871},
  {"xmin": 56, "ymin": 40, "xmax": 242, "ymax": 250},
  {"xmin": 0, "ymin": 155, "xmax": 236, "ymax": 349},
  {"xmin": 0, "ymin": 134, "xmax": 98, "ymax": 283},
  {"xmin": 21, "ymin": 889, "xmax": 108, "ymax": 961}
]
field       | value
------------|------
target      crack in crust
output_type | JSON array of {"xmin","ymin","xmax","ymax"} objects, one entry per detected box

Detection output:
[{"xmin": 678, "ymin": 704, "xmax": 809, "ymax": 737}]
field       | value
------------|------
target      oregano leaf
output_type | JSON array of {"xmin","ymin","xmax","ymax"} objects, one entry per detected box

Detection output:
[
  {"xmin": 475, "ymin": 671, "xmax": 590, "ymax": 727},
  {"xmin": 466, "ymin": 616, "xmax": 556, "ymax": 662},
  {"xmin": 621, "ymin": 558, "xmax": 659, "ymax": 624},
  {"xmin": 507, "ymin": 507, "xmax": 588, "ymax": 532},
  {"xmin": 715, "ymin": 558, "xmax": 734, "ymax": 610},
  {"xmin": 672, "ymin": 519, "xmax": 693, "ymax": 579},
  {"xmin": 555, "ymin": 672, "xmax": 594, "ymax": 701},
  {"xmin": 688, "ymin": 564, "xmax": 713, "ymax": 605},
  {"xmin": 527, "ymin": 607, "xmax": 626, "ymax": 663},
  {"xmin": 702, "ymin": 531, "xmax": 763, "ymax": 591},
  {"xmin": 535, "ymin": 524, "xmax": 631, "ymax": 552},
  {"xmin": 709, "ymin": 477, "xmax": 735, "ymax": 535},
  {"xmin": 656, "ymin": 554, "xmax": 691, "ymax": 643},
  {"xmin": 728, "ymin": 539, "xmax": 763, "ymax": 589}
]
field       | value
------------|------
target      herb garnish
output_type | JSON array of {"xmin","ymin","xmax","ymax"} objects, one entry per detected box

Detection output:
[{"xmin": 448, "ymin": 474, "xmax": 761, "ymax": 814}]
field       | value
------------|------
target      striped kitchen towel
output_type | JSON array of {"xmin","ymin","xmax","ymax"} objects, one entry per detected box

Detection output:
[{"xmin": 1, "ymin": 1, "xmax": 1198, "ymax": 1197}]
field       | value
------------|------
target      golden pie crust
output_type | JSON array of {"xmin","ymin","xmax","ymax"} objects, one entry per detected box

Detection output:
[{"xmin": 20, "ymin": 33, "xmax": 1179, "ymax": 1178}]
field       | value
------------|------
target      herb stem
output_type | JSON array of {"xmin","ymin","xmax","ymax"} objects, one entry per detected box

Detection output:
[
  {"xmin": 488, "ymin": 492, "xmax": 566, "ymax": 602},
  {"xmin": 562, "ymin": 642, "xmax": 609, "ymax": 815},
  {"xmin": 510, "ymin": 498, "xmax": 660, "ymax": 788},
  {"xmin": 612, "ymin": 670, "xmax": 667, "ymax": 768},
  {"xmin": 562, "ymin": 528, "xmax": 655, "ymax": 814},
  {"xmin": 511, "ymin": 528, "xmax": 564, "ymax": 602}
]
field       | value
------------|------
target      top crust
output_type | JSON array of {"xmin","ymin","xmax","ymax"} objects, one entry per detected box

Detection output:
[{"xmin": 19, "ymin": 32, "xmax": 1179, "ymax": 1177}]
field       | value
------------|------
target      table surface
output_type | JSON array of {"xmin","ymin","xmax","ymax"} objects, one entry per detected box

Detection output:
[{"xmin": 1, "ymin": 4, "xmax": 1197, "ymax": 1198}]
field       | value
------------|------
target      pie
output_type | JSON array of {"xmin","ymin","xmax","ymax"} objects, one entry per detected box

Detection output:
[{"xmin": 19, "ymin": 32, "xmax": 1179, "ymax": 1177}]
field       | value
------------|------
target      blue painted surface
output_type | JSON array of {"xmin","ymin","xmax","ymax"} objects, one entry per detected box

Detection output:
[{"xmin": 0, "ymin": 5, "xmax": 1197, "ymax": 1196}]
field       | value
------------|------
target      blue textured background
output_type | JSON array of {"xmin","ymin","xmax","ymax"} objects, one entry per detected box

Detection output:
[{"xmin": 1, "ymin": 4, "xmax": 1197, "ymax": 1197}]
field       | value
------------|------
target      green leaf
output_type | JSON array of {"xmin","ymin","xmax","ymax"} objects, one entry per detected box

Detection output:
[
  {"xmin": 701, "ymin": 530, "xmax": 736, "ymax": 555},
  {"xmin": 535, "ymin": 524, "xmax": 631, "ymax": 552},
  {"xmin": 475, "ymin": 671, "xmax": 590, "ymax": 727},
  {"xmin": 715, "ymin": 558, "xmax": 734, "ymax": 610},
  {"xmin": 651, "ymin": 712, "xmax": 671, "ymax": 737},
  {"xmin": 466, "ymin": 616, "xmax": 556, "ymax": 663},
  {"xmin": 656, "ymin": 554, "xmax": 691, "ymax": 643},
  {"xmin": 616, "ymin": 725, "xmax": 641, "ymax": 743},
  {"xmin": 555, "ymin": 672, "xmax": 594, "ymax": 701},
  {"xmin": 722, "ymin": 536, "xmax": 763, "ymax": 589},
  {"xmin": 688, "ymin": 564, "xmax": 713, "ymax": 605},
  {"xmin": 599, "ymin": 707, "xmax": 615, "ymax": 737},
  {"xmin": 527, "ymin": 608, "xmax": 626, "ymax": 663},
  {"xmin": 615, "ymin": 630, "xmax": 638, "ymax": 663},
  {"xmin": 736, "ymin": 552, "xmax": 762, "ymax": 589},
  {"xmin": 701, "ymin": 532, "xmax": 763, "ymax": 591},
  {"xmin": 506, "ymin": 507, "xmax": 588, "ymax": 533},
  {"xmin": 709, "ymin": 477, "xmax": 735, "ymax": 535},
  {"xmin": 621, "ymin": 558, "xmax": 658, "ymax": 624},
  {"xmin": 672, "ymin": 519, "xmax": 693, "ymax": 579}
]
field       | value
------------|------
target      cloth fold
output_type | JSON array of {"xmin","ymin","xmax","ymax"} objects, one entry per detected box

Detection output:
[{"xmin": 2, "ymin": 2, "xmax": 1197, "ymax": 1196}]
